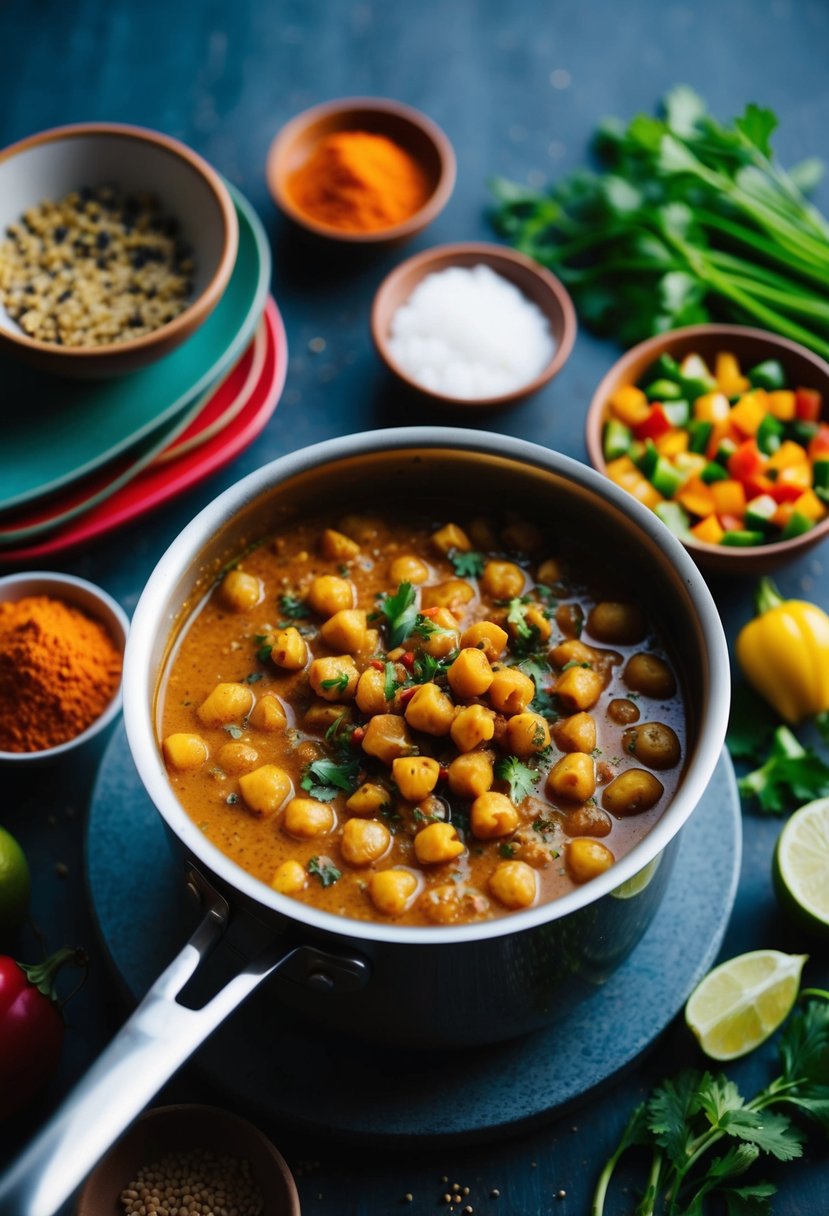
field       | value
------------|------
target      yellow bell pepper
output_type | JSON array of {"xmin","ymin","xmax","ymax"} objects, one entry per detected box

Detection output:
[{"xmin": 736, "ymin": 578, "xmax": 829, "ymax": 724}]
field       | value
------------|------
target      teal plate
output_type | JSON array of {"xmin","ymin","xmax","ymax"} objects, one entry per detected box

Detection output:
[{"xmin": 0, "ymin": 183, "xmax": 270, "ymax": 513}]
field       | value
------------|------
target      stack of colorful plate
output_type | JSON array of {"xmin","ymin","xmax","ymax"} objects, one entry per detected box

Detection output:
[{"xmin": 0, "ymin": 185, "xmax": 285, "ymax": 562}]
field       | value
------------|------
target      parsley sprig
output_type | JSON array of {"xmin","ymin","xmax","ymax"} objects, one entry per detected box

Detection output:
[
  {"xmin": 307, "ymin": 856, "xmax": 342, "ymax": 888},
  {"xmin": 495, "ymin": 756, "xmax": 539, "ymax": 804},
  {"xmin": 300, "ymin": 757, "xmax": 360, "ymax": 802},
  {"xmin": 449, "ymin": 549, "xmax": 485, "ymax": 578},
  {"xmin": 738, "ymin": 726, "xmax": 829, "ymax": 814}
]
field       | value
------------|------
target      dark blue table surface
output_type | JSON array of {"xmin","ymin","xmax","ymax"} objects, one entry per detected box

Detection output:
[{"xmin": 1, "ymin": 1, "xmax": 828, "ymax": 1212}]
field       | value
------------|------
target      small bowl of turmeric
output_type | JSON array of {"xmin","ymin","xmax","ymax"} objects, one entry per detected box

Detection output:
[
  {"xmin": 266, "ymin": 96, "xmax": 456, "ymax": 244},
  {"xmin": 0, "ymin": 571, "xmax": 128, "ymax": 764}
]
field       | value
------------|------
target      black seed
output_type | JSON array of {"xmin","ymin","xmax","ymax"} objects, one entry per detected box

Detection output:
[
  {"xmin": 57, "ymin": 289, "xmax": 72, "ymax": 303},
  {"xmin": 96, "ymin": 231, "xmax": 110, "ymax": 250},
  {"xmin": 53, "ymin": 226, "xmax": 68, "ymax": 243}
]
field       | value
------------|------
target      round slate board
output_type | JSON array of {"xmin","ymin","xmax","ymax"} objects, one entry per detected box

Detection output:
[{"xmin": 87, "ymin": 725, "xmax": 740, "ymax": 1144}]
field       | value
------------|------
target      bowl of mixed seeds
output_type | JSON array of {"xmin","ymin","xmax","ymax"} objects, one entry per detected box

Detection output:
[{"xmin": 0, "ymin": 123, "xmax": 238, "ymax": 377}]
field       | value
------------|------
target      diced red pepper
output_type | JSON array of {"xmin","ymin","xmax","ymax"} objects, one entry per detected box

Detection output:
[
  {"xmin": 369, "ymin": 658, "xmax": 385, "ymax": 671},
  {"xmin": 795, "ymin": 387, "xmax": 822, "ymax": 422},
  {"xmin": 419, "ymin": 608, "xmax": 440, "ymax": 619},
  {"xmin": 398, "ymin": 686, "xmax": 417, "ymax": 706},
  {"xmin": 400, "ymin": 650, "xmax": 415, "ymax": 670},
  {"xmin": 633, "ymin": 403, "xmax": 673, "ymax": 442},
  {"xmin": 809, "ymin": 423, "xmax": 829, "ymax": 459},
  {"xmin": 727, "ymin": 439, "xmax": 766, "ymax": 483},
  {"xmin": 741, "ymin": 474, "xmax": 776, "ymax": 500},
  {"xmin": 768, "ymin": 481, "xmax": 807, "ymax": 505}
]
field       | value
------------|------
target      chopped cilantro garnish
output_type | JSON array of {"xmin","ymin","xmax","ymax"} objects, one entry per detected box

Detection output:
[
  {"xmin": 411, "ymin": 613, "xmax": 455, "ymax": 640},
  {"xmin": 301, "ymin": 757, "xmax": 360, "ymax": 802},
  {"xmin": 307, "ymin": 856, "xmax": 342, "ymax": 887},
  {"xmin": 244, "ymin": 671, "xmax": 264, "ymax": 684},
  {"xmin": 254, "ymin": 633, "xmax": 273, "ymax": 663},
  {"xmin": 321, "ymin": 671, "xmax": 350, "ymax": 693},
  {"xmin": 383, "ymin": 660, "xmax": 399, "ymax": 702},
  {"xmin": 449, "ymin": 549, "xmax": 485, "ymax": 578},
  {"xmin": 495, "ymin": 756, "xmax": 539, "ymax": 803},
  {"xmin": 379, "ymin": 582, "xmax": 418, "ymax": 649},
  {"xmin": 223, "ymin": 724, "xmax": 243, "ymax": 740},
  {"xmin": 532, "ymin": 814, "xmax": 558, "ymax": 840},
  {"xmin": 279, "ymin": 593, "xmax": 308, "ymax": 619},
  {"xmin": 324, "ymin": 712, "xmax": 351, "ymax": 747},
  {"xmin": 561, "ymin": 659, "xmax": 593, "ymax": 671},
  {"xmin": 506, "ymin": 597, "xmax": 534, "ymax": 640},
  {"xmin": 499, "ymin": 841, "xmax": 516, "ymax": 858},
  {"xmin": 534, "ymin": 583, "xmax": 557, "ymax": 604}
]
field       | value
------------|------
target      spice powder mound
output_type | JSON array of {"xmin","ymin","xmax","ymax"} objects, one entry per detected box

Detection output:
[{"xmin": 0, "ymin": 595, "xmax": 122, "ymax": 752}]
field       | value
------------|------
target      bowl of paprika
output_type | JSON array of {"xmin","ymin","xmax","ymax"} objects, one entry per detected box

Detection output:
[
  {"xmin": 0, "ymin": 571, "xmax": 128, "ymax": 764},
  {"xmin": 266, "ymin": 97, "xmax": 456, "ymax": 244}
]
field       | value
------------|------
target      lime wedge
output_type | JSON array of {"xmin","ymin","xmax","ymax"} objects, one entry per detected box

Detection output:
[
  {"xmin": 773, "ymin": 796, "xmax": 829, "ymax": 938},
  {"xmin": 610, "ymin": 854, "xmax": 662, "ymax": 900},
  {"xmin": 685, "ymin": 949, "xmax": 807, "ymax": 1061}
]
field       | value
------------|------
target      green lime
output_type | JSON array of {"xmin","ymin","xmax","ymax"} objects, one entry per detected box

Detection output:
[
  {"xmin": 773, "ymin": 797, "xmax": 829, "ymax": 938},
  {"xmin": 685, "ymin": 949, "xmax": 807, "ymax": 1061},
  {"xmin": 0, "ymin": 825, "xmax": 31, "ymax": 929},
  {"xmin": 610, "ymin": 855, "xmax": 662, "ymax": 900}
]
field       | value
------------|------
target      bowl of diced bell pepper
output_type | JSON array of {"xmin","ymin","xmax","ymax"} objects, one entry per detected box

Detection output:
[{"xmin": 585, "ymin": 324, "xmax": 829, "ymax": 574}]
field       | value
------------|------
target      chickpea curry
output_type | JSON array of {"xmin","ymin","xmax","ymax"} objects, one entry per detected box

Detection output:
[{"xmin": 159, "ymin": 512, "xmax": 686, "ymax": 927}]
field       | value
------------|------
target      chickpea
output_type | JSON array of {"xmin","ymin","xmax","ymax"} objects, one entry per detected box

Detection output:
[
  {"xmin": 239, "ymin": 764, "xmax": 293, "ymax": 818},
  {"xmin": 481, "ymin": 560, "xmax": 526, "ymax": 600},
  {"xmin": 505, "ymin": 712, "xmax": 550, "ymax": 757},
  {"xmin": 566, "ymin": 838, "xmax": 616, "ymax": 883},
  {"xmin": 421, "ymin": 579, "xmax": 475, "ymax": 616},
  {"xmin": 320, "ymin": 609, "xmax": 367, "ymax": 653},
  {"xmin": 563, "ymin": 804, "xmax": 612, "ymax": 838},
  {"xmin": 537, "ymin": 557, "xmax": 562, "ymax": 585},
  {"xmin": 623, "ymin": 722, "xmax": 681, "ymax": 770},
  {"xmin": 346, "ymin": 782, "xmax": 391, "ymax": 817},
  {"xmin": 304, "ymin": 701, "xmax": 352, "ymax": 731},
  {"xmin": 546, "ymin": 752, "xmax": 596, "ymax": 802},
  {"xmin": 404, "ymin": 682, "xmax": 455, "ymax": 735},
  {"xmin": 586, "ymin": 601, "xmax": 646, "ymax": 645},
  {"xmin": 369, "ymin": 869, "xmax": 419, "ymax": 916},
  {"xmin": 554, "ymin": 666, "xmax": 603, "ymax": 713},
  {"xmin": 197, "ymin": 682, "xmax": 254, "ymax": 727},
  {"xmin": 552, "ymin": 712, "xmax": 596, "ymax": 754},
  {"xmin": 448, "ymin": 648, "xmax": 493, "ymax": 699},
  {"xmin": 555, "ymin": 602, "xmax": 584, "ymax": 638},
  {"xmin": 450, "ymin": 704, "xmax": 496, "ymax": 753},
  {"xmin": 390, "ymin": 554, "xmax": 429, "ymax": 585},
  {"xmin": 432, "ymin": 522, "xmax": 471, "ymax": 555},
  {"xmin": 308, "ymin": 655, "xmax": 359, "ymax": 701},
  {"xmin": 341, "ymin": 818, "xmax": 391, "ymax": 866},
  {"xmin": 418, "ymin": 607, "xmax": 460, "ymax": 658},
  {"xmin": 320, "ymin": 527, "xmax": 359, "ymax": 561},
  {"xmin": 217, "ymin": 741, "xmax": 259, "ymax": 773},
  {"xmin": 448, "ymin": 750, "xmax": 494, "ymax": 799},
  {"xmin": 501, "ymin": 520, "xmax": 544, "ymax": 552},
  {"xmin": 602, "ymin": 769, "xmax": 664, "ymax": 817},
  {"xmin": 270, "ymin": 627, "xmax": 307, "ymax": 671},
  {"xmin": 272, "ymin": 860, "xmax": 307, "ymax": 895},
  {"xmin": 361, "ymin": 714, "xmax": 414, "ymax": 764},
  {"xmin": 307, "ymin": 575, "xmax": 354, "ymax": 618},
  {"xmin": 489, "ymin": 860, "xmax": 538, "ymax": 909},
  {"xmin": 624, "ymin": 653, "xmax": 677, "ymax": 700},
  {"xmin": 460, "ymin": 620, "xmax": 508, "ymax": 661},
  {"xmin": 218, "ymin": 569, "xmax": 262, "ymax": 613},
  {"xmin": 608, "ymin": 698, "xmax": 640, "ymax": 725},
  {"xmin": 162, "ymin": 733, "xmax": 208, "ymax": 771},
  {"xmin": 356, "ymin": 668, "xmax": 391, "ymax": 716},
  {"xmin": 413, "ymin": 822, "xmax": 465, "ymax": 865},
  {"xmin": 470, "ymin": 791, "xmax": 519, "ymax": 838},
  {"xmin": 283, "ymin": 796, "xmax": 335, "ymax": 838},
  {"xmin": 488, "ymin": 668, "xmax": 535, "ymax": 715},
  {"xmin": 392, "ymin": 755, "xmax": 440, "ymax": 803},
  {"xmin": 419, "ymin": 883, "xmax": 489, "ymax": 924},
  {"xmin": 248, "ymin": 693, "xmax": 288, "ymax": 732}
]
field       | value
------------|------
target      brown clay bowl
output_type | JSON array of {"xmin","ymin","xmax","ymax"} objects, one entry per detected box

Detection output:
[
  {"xmin": 266, "ymin": 96, "xmax": 455, "ymax": 244},
  {"xmin": 371, "ymin": 242, "xmax": 577, "ymax": 408},
  {"xmin": 0, "ymin": 123, "xmax": 238, "ymax": 378},
  {"xmin": 76, "ymin": 1104, "xmax": 301, "ymax": 1216},
  {"xmin": 585, "ymin": 324, "xmax": 829, "ymax": 575}
]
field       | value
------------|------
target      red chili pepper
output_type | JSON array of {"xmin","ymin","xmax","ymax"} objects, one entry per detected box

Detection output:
[
  {"xmin": 633, "ymin": 403, "xmax": 673, "ymax": 442},
  {"xmin": 350, "ymin": 726, "xmax": 366, "ymax": 745},
  {"xmin": 0, "ymin": 947, "xmax": 86, "ymax": 1119},
  {"xmin": 369, "ymin": 659, "xmax": 385, "ymax": 671},
  {"xmin": 399, "ymin": 651, "xmax": 415, "ymax": 670},
  {"xmin": 398, "ymin": 686, "xmax": 417, "ymax": 706},
  {"xmin": 795, "ymin": 387, "xmax": 822, "ymax": 422},
  {"xmin": 419, "ymin": 608, "xmax": 440, "ymax": 619}
]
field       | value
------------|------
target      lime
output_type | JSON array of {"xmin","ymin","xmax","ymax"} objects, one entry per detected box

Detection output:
[
  {"xmin": 685, "ymin": 949, "xmax": 807, "ymax": 1061},
  {"xmin": 773, "ymin": 796, "xmax": 829, "ymax": 938},
  {"xmin": 0, "ymin": 825, "xmax": 31, "ymax": 929},
  {"xmin": 610, "ymin": 854, "xmax": 662, "ymax": 900}
]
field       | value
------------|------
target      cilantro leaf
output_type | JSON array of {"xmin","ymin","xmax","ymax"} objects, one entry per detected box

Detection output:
[
  {"xmin": 411, "ymin": 612, "xmax": 455, "ymax": 641},
  {"xmin": 307, "ymin": 856, "xmax": 342, "ymax": 887},
  {"xmin": 449, "ymin": 549, "xmax": 485, "ymax": 578},
  {"xmin": 726, "ymin": 684, "xmax": 777, "ymax": 763},
  {"xmin": 738, "ymin": 726, "xmax": 829, "ymax": 813},
  {"xmin": 506, "ymin": 597, "xmax": 533, "ymax": 640},
  {"xmin": 648, "ymin": 1070, "xmax": 702, "ymax": 1165},
  {"xmin": 383, "ymin": 660, "xmax": 399, "ymax": 702},
  {"xmin": 279, "ymin": 593, "xmax": 308, "ymax": 619},
  {"xmin": 494, "ymin": 756, "xmax": 539, "ymax": 804},
  {"xmin": 694, "ymin": 1073, "xmax": 745, "ymax": 1126},
  {"xmin": 321, "ymin": 671, "xmax": 350, "ymax": 693},
  {"xmin": 734, "ymin": 102, "xmax": 778, "ymax": 158},
  {"xmin": 720, "ymin": 1109, "xmax": 803, "ymax": 1161},
  {"xmin": 379, "ymin": 583, "xmax": 418, "ymax": 649},
  {"xmin": 301, "ymin": 757, "xmax": 360, "ymax": 802},
  {"xmin": 722, "ymin": 1182, "xmax": 777, "ymax": 1216}
]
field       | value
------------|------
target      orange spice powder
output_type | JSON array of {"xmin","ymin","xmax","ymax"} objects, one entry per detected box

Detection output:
[
  {"xmin": 0, "ymin": 595, "xmax": 122, "ymax": 752},
  {"xmin": 287, "ymin": 130, "xmax": 430, "ymax": 232}
]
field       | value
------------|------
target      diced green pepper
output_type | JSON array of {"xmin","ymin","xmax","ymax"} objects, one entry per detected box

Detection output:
[
  {"xmin": 662, "ymin": 399, "xmax": 690, "ymax": 427},
  {"xmin": 654, "ymin": 501, "xmax": 691, "ymax": 537},
  {"xmin": 721, "ymin": 530, "xmax": 766, "ymax": 547},
  {"xmin": 700, "ymin": 461, "xmax": 730, "ymax": 484},
  {"xmin": 642, "ymin": 354, "xmax": 681, "ymax": 386},
  {"xmin": 603, "ymin": 419, "xmax": 633, "ymax": 461},
  {"xmin": 756, "ymin": 413, "xmax": 784, "ymax": 455},
  {"xmin": 715, "ymin": 438, "xmax": 739, "ymax": 466},
  {"xmin": 781, "ymin": 511, "xmax": 815, "ymax": 540},
  {"xmin": 650, "ymin": 457, "xmax": 688, "ymax": 499},
  {"xmin": 680, "ymin": 376, "xmax": 718, "ymax": 403},
  {"xmin": 748, "ymin": 359, "xmax": 787, "ymax": 391},
  {"xmin": 645, "ymin": 378, "xmax": 685, "ymax": 402},
  {"xmin": 745, "ymin": 494, "xmax": 778, "ymax": 532},
  {"xmin": 814, "ymin": 459, "xmax": 829, "ymax": 490},
  {"xmin": 789, "ymin": 420, "xmax": 820, "ymax": 445},
  {"xmin": 687, "ymin": 419, "xmax": 713, "ymax": 454},
  {"xmin": 637, "ymin": 440, "xmax": 659, "ymax": 479}
]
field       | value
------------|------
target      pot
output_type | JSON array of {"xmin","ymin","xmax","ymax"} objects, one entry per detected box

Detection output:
[{"xmin": 0, "ymin": 428, "xmax": 729, "ymax": 1216}]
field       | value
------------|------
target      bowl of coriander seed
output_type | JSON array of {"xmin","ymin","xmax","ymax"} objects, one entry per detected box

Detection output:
[{"xmin": 0, "ymin": 123, "xmax": 238, "ymax": 377}]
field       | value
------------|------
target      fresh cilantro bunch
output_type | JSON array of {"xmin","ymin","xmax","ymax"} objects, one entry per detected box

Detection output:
[
  {"xmin": 727, "ymin": 685, "xmax": 829, "ymax": 814},
  {"xmin": 593, "ymin": 996, "xmax": 829, "ymax": 1214},
  {"xmin": 492, "ymin": 87, "xmax": 829, "ymax": 358}
]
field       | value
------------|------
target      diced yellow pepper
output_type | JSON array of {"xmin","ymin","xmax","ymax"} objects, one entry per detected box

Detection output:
[
  {"xmin": 677, "ymin": 477, "xmax": 716, "ymax": 519},
  {"xmin": 655, "ymin": 430, "xmax": 689, "ymax": 457},
  {"xmin": 729, "ymin": 390, "xmax": 768, "ymax": 437},
  {"xmin": 674, "ymin": 452, "xmax": 708, "ymax": 478},
  {"xmin": 793, "ymin": 490, "xmax": 826, "ymax": 522},
  {"xmin": 715, "ymin": 352, "xmax": 750, "ymax": 397},
  {"xmin": 605, "ymin": 455, "xmax": 639, "ymax": 485},
  {"xmin": 605, "ymin": 455, "xmax": 664, "ymax": 509},
  {"xmin": 690, "ymin": 514, "xmax": 725, "ymax": 544},
  {"xmin": 711, "ymin": 479, "xmax": 747, "ymax": 518},
  {"xmin": 694, "ymin": 391, "xmax": 730, "ymax": 423},
  {"xmin": 772, "ymin": 503, "xmax": 795, "ymax": 529},
  {"xmin": 608, "ymin": 385, "xmax": 650, "ymax": 427},
  {"xmin": 766, "ymin": 390, "xmax": 796, "ymax": 421},
  {"xmin": 767, "ymin": 440, "xmax": 809, "ymax": 472},
  {"xmin": 628, "ymin": 478, "xmax": 664, "ymax": 510},
  {"xmin": 777, "ymin": 463, "xmax": 813, "ymax": 491}
]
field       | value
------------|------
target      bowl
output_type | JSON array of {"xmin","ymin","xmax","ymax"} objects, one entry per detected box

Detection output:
[
  {"xmin": 585, "ymin": 324, "xmax": 829, "ymax": 574},
  {"xmin": 0, "ymin": 571, "xmax": 128, "ymax": 764},
  {"xmin": 76, "ymin": 1103, "xmax": 301, "ymax": 1216},
  {"xmin": 0, "ymin": 123, "xmax": 238, "ymax": 378},
  {"xmin": 371, "ymin": 242, "xmax": 577, "ymax": 408},
  {"xmin": 266, "ymin": 96, "xmax": 455, "ymax": 244}
]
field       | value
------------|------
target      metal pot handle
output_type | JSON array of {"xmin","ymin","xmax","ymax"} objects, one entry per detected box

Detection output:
[{"xmin": 0, "ymin": 871, "xmax": 368, "ymax": 1216}]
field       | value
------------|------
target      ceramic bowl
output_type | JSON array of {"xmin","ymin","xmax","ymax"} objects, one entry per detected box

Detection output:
[
  {"xmin": 0, "ymin": 123, "xmax": 238, "ymax": 378},
  {"xmin": 75, "ymin": 1103, "xmax": 301, "ymax": 1216},
  {"xmin": 0, "ymin": 571, "xmax": 128, "ymax": 764},
  {"xmin": 266, "ymin": 96, "xmax": 455, "ymax": 244},
  {"xmin": 585, "ymin": 324, "xmax": 829, "ymax": 574},
  {"xmin": 370, "ymin": 242, "xmax": 577, "ymax": 408}
]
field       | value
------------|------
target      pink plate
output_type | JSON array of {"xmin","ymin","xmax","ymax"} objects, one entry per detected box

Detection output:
[{"xmin": 0, "ymin": 297, "xmax": 286, "ymax": 562}]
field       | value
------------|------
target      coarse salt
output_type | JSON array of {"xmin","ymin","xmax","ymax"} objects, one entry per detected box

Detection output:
[{"xmin": 388, "ymin": 263, "xmax": 555, "ymax": 399}]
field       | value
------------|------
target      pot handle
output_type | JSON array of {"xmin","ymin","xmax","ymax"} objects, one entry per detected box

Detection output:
[{"xmin": 0, "ymin": 870, "xmax": 368, "ymax": 1216}]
